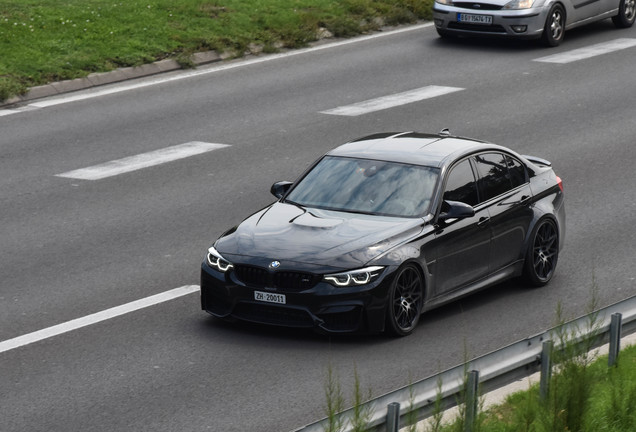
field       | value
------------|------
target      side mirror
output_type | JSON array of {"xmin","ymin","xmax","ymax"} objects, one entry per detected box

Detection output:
[
  {"xmin": 438, "ymin": 200, "xmax": 475, "ymax": 222},
  {"xmin": 271, "ymin": 181, "xmax": 293, "ymax": 199}
]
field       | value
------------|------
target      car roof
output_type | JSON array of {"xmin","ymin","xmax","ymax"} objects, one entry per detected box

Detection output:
[{"xmin": 327, "ymin": 131, "xmax": 510, "ymax": 168}]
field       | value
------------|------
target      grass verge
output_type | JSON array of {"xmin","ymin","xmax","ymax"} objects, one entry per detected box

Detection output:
[
  {"xmin": 0, "ymin": 0, "xmax": 434, "ymax": 102},
  {"xmin": 319, "ymin": 343, "xmax": 636, "ymax": 432},
  {"xmin": 469, "ymin": 344, "xmax": 636, "ymax": 432},
  {"xmin": 320, "ymin": 292, "xmax": 636, "ymax": 431}
]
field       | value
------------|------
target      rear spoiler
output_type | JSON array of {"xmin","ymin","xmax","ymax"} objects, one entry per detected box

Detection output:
[{"xmin": 523, "ymin": 155, "xmax": 552, "ymax": 167}]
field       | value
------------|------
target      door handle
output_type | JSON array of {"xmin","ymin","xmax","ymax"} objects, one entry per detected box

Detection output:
[{"xmin": 477, "ymin": 216, "xmax": 490, "ymax": 227}]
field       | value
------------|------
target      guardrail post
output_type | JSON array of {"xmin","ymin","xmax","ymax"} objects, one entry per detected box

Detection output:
[
  {"xmin": 540, "ymin": 340, "xmax": 552, "ymax": 400},
  {"xmin": 386, "ymin": 402, "xmax": 400, "ymax": 432},
  {"xmin": 609, "ymin": 312, "xmax": 623, "ymax": 367},
  {"xmin": 465, "ymin": 370, "xmax": 479, "ymax": 432}
]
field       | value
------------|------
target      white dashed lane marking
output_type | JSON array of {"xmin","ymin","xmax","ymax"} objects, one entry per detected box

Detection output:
[
  {"xmin": 320, "ymin": 85, "xmax": 465, "ymax": 116},
  {"xmin": 0, "ymin": 285, "xmax": 200, "ymax": 354},
  {"xmin": 56, "ymin": 141, "xmax": 230, "ymax": 180},
  {"xmin": 534, "ymin": 38, "xmax": 636, "ymax": 64}
]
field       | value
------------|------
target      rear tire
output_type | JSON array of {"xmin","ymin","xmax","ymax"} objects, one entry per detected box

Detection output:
[
  {"xmin": 523, "ymin": 218, "xmax": 559, "ymax": 287},
  {"xmin": 541, "ymin": 5, "xmax": 565, "ymax": 47},
  {"xmin": 386, "ymin": 264, "xmax": 423, "ymax": 336},
  {"xmin": 612, "ymin": 0, "xmax": 636, "ymax": 28}
]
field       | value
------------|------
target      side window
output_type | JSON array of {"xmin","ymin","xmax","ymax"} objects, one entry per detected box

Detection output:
[
  {"xmin": 474, "ymin": 153, "xmax": 513, "ymax": 201},
  {"xmin": 505, "ymin": 155, "xmax": 528, "ymax": 188},
  {"xmin": 443, "ymin": 159, "xmax": 479, "ymax": 206}
]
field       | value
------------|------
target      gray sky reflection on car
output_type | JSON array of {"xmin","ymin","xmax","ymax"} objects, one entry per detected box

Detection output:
[{"xmin": 285, "ymin": 156, "xmax": 439, "ymax": 217}]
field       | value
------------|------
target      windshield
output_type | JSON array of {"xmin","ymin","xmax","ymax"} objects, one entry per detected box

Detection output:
[{"xmin": 285, "ymin": 156, "xmax": 439, "ymax": 217}]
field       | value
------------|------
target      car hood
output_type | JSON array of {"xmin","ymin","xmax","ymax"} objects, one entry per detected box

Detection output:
[{"xmin": 214, "ymin": 202, "xmax": 425, "ymax": 270}]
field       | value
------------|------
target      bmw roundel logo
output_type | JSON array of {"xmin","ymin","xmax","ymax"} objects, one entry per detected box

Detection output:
[{"xmin": 269, "ymin": 261, "xmax": 281, "ymax": 269}]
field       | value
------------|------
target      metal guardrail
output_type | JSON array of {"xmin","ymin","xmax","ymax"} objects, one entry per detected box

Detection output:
[{"xmin": 292, "ymin": 295, "xmax": 636, "ymax": 432}]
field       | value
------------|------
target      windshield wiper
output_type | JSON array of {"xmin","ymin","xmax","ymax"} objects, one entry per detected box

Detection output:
[{"xmin": 283, "ymin": 198, "xmax": 305, "ymax": 209}]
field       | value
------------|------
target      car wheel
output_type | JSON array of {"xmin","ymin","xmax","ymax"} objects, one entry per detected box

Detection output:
[
  {"xmin": 612, "ymin": 0, "xmax": 636, "ymax": 28},
  {"xmin": 523, "ymin": 218, "xmax": 559, "ymax": 287},
  {"xmin": 386, "ymin": 264, "xmax": 423, "ymax": 336},
  {"xmin": 541, "ymin": 5, "xmax": 565, "ymax": 47}
]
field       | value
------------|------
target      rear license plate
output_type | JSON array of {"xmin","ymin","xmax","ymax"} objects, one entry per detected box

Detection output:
[
  {"xmin": 254, "ymin": 290, "xmax": 286, "ymax": 305},
  {"xmin": 457, "ymin": 13, "xmax": 493, "ymax": 25}
]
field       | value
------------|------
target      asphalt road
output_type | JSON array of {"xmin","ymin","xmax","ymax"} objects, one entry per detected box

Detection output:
[{"xmin": 1, "ymin": 21, "xmax": 636, "ymax": 432}]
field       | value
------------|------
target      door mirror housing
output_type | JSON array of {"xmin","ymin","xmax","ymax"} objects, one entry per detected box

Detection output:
[
  {"xmin": 271, "ymin": 181, "xmax": 293, "ymax": 199},
  {"xmin": 439, "ymin": 200, "xmax": 475, "ymax": 222}
]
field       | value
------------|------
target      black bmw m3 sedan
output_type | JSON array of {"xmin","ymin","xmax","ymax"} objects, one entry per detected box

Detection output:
[{"xmin": 201, "ymin": 131, "xmax": 565, "ymax": 336}]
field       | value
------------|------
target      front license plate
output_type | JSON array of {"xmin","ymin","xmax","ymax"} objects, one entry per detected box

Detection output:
[
  {"xmin": 457, "ymin": 13, "xmax": 493, "ymax": 25},
  {"xmin": 254, "ymin": 291, "xmax": 286, "ymax": 305}
]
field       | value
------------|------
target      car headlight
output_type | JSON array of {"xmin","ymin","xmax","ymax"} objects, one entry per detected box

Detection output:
[
  {"xmin": 503, "ymin": 0, "xmax": 535, "ymax": 9},
  {"xmin": 324, "ymin": 266, "xmax": 384, "ymax": 287},
  {"xmin": 206, "ymin": 246, "xmax": 234, "ymax": 273}
]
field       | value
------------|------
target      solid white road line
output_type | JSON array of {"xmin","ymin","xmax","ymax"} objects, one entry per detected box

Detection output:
[
  {"xmin": 0, "ymin": 23, "xmax": 433, "ymax": 114},
  {"xmin": 534, "ymin": 38, "xmax": 636, "ymax": 64},
  {"xmin": 56, "ymin": 141, "xmax": 230, "ymax": 180},
  {"xmin": 0, "ymin": 285, "xmax": 200, "ymax": 355},
  {"xmin": 319, "ymin": 85, "xmax": 465, "ymax": 116},
  {"xmin": 0, "ymin": 109, "xmax": 19, "ymax": 117}
]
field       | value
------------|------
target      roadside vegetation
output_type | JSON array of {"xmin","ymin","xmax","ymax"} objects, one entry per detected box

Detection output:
[
  {"xmin": 0, "ymin": 0, "xmax": 433, "ymax": 102},
  {"xmin": 442, "ymin": 297, "xmax": 636, "ymax": 432},
  {"xmin": 323, "ymin": 291, "xmax": 636, "ymax": 432},
  {"xmin": 443, "ymin": 344, "xmax": 636, "ymax": 432},
  {"xmin": 322, "ymin": 344, "xmax": 636, "ymax": 432}
]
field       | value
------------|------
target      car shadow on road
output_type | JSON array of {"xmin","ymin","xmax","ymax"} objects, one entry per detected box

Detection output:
[
  {"xmin": 198, "ymin": 313, "xmax": 387, "ymax": 347},
  {"xmin": 420, "ymin": 278, "xmax": 536, "ymax": 322},
  {"xmin": 197, "ymin": 278, "xmax": 540, "ymax": 347}
]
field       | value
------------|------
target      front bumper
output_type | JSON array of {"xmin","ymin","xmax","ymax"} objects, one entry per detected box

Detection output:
[
  {"xmin": 200, "ymin": 263, "xmax": 393, "ymax": 334},
  {"xmin": 433, "ymin": 4, "xmax": 549, "ymax": 39}
]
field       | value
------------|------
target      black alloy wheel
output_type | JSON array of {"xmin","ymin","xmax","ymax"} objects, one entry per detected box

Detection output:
[
  {"xmin": 524, "ymin": 218, "xmax": 559, "ymax": 287},
  {"xmin": 541, "ymin": 4, "xmax": 565, "ymax": 47},
  {"xmin": 612, "ymin": 0, "xmax": 636, "ymax": 27},
  {"xmin": 386, "ymin": 264, "xmax": 423, "ymax": 336}
]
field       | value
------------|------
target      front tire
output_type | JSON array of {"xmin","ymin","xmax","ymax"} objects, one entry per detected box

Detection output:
[
  {"xmin": 523, "ymin": 218, "xmax": 559, "ymax": 287},
  {"xmin": 386, "ymin": 264, "xmax": 423, "ymax": 336},
  {"xmin": 541, "ymin": 5, "xmax": 565, "ymax": 47},
  {"xmin": 612, "ymin": 0, "xmax": 636, "ymax": 28}
]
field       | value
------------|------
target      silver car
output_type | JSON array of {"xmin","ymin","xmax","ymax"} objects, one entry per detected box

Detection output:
[{"xmin": 433, "ymin": 0, "xmax": 635, "ymax": 46}]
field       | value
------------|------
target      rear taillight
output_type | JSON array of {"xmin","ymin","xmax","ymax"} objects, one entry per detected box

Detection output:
[{"xmin": 556, "ymin": 175, "xmax": 563, "ymax": 192}]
